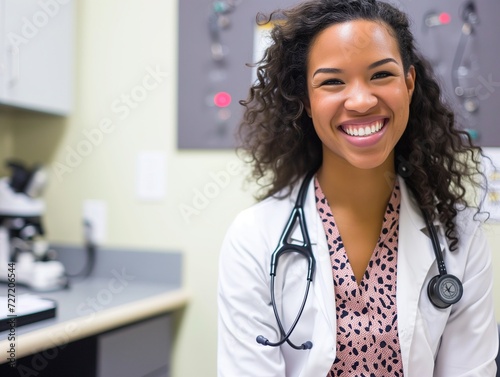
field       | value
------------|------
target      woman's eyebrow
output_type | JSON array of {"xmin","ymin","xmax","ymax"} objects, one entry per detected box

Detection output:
[
  {"xmin": 368, "ymin": 58, "xmax": 399, "ymax": 70},
  {"xmin": 312, "ymin": 67, "xmax": 342, "ymax": 77},
  {"xmin": 312, "ymin": 58, "xmax": 399, "ymax": 78}
]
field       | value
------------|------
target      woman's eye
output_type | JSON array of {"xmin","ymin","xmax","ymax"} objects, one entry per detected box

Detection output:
[
  {"xmin": 372, "ymin": 71, "xmax": 393, "ymax": 80},
  {"xmin": 321, "ymin": 78, "xmax": 344, "ymax": 86}
]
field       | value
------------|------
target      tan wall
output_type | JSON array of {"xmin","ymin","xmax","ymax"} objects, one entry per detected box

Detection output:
[{"xmin": 0, "ymin": 112, "xmax": 13, "ymax": 177}]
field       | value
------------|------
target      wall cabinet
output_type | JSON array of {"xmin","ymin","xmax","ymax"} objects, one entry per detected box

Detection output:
[{"xmin": 0, "ymin": 0, "xmax": 74, "ymax": 115}]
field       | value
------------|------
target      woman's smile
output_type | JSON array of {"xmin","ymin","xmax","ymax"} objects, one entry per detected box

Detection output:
[{"xmin": 339, "ymin": 118, "xmax": 386, "ymax": 137}]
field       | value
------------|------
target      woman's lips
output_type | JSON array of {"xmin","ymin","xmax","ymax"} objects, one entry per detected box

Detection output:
[{"xmin": 338, "ymin": 118, "xmax": 388, "ymax": 147}]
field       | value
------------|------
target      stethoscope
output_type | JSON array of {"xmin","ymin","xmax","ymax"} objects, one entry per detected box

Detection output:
[{"xmin": 256, "ymin": 169, "xmax": 463, "ymax": 350}]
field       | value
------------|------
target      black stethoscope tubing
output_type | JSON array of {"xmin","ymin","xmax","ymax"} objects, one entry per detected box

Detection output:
[
  {"xmin": 256, "ymin": 169, "xmax": 316, "ymax": 350},
  {"xmin": 256, "ymin": 170, "xmax": 463, "ymax": 350}
]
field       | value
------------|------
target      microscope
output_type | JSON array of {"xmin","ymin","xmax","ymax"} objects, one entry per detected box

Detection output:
[{"xmin": 0, "ymin": 161, "xmax": 67, "ymax": 291}]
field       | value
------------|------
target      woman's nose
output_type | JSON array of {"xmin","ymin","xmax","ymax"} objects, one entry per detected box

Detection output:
[{"xmin": 344, "ymin": 83, "xmax": 378, "ymax": 113}]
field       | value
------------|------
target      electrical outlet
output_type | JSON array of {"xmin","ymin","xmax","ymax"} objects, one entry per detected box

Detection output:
[{"xmin": 83, "ymin": 199, "xmax": 107, "ymax": 245}]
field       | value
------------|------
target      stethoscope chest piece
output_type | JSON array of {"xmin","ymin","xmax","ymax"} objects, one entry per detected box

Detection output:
[
  {"xmin": 422, "ymin": 210, "xmax": 463, "ymax": 309},
  {"xmin": 427, "ymin": 273, "xmax": 463, "ymax": 309}
]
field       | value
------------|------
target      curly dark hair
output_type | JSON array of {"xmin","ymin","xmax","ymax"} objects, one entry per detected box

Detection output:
[{"xmin": 237, "ymin": 0, "xmax": 487, "ymax": 250}]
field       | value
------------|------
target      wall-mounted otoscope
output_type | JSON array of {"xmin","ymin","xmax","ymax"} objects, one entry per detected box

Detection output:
[
  {"xmin": 208, "ymin": 0, "xmax": 241, "ymax": 62},
  {"xmin": 452, "ymin": 0, "xmax": 480, "ymax": 138}
]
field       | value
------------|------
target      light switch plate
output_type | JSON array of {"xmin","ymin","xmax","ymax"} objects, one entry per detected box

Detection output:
[{"xmin": 135, "ymin": 151, "xmax": 167, "ymax": 201}]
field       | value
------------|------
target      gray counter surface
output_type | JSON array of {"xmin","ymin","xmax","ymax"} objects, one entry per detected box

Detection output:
[{"xmin": 0, "ymin": 246, "xmax": 189, "ymax": 363}]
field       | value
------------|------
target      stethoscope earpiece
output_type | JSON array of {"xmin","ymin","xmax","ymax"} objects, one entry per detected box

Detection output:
[
  {"xmin": 256, "ymin": 335, "xmax": 312, "ymax": 350},
  {"xmin": 427, "ymin": 273, "xmax": 463, "ymax": 309},
  {"xmin": 256, "ymin": 335, "xmax": 269, "ymax": 346}
]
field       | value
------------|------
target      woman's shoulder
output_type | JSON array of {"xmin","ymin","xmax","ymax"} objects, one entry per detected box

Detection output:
[
  {"xmin": 455, "ymin": 205, "xmax": 487, "ymax": 233},
  {"xmin": 220, "ymin": 189, "xmax": 297, "ymax": 266},
  {"xmin": 400, "ymin": 177, "xmax": 485, "ymax": 237},
  {"xmin": 223, "ymin": 183, "xmax": 300, "ymax": 248},
  {"xmin": 230, "ymin": 191, "xmax": 294, "ymax": 231}
]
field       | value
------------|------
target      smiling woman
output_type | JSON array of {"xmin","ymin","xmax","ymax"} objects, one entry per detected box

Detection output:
[
  {"xmin": 305, "ymin": 20, "xmax": 415, "ymax": 173},
  {"xmin": 218, "ymin": 0, "xmax": 498, "ymax": 376}
]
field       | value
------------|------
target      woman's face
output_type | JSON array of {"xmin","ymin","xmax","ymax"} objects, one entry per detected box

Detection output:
[{"xmin": 305, "ymin": 19, "xmax": 415, "ymax": 171}]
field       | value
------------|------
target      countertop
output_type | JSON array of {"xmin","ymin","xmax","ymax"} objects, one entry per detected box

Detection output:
[{"xmin": 0, "ymin": 246, "xmax": 189, "ymax": 363}]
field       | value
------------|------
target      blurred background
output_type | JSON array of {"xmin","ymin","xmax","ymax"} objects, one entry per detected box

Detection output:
[{"xmin": 0, "ymin": 0, "xmax": 499, "ymax": 376}]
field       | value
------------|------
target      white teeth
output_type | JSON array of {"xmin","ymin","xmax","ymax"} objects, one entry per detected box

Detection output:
[{"xmin": 342, "ymin": 120, "xmax": 384, "ymax": 137}]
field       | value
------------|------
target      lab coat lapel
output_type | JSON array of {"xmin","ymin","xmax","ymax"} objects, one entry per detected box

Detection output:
[
  {"xmin": 397, "ymin": 179, "xmax": 440, "ymax": 372},
  {"xmin": 311, "ymin": 193, "xmax": 337, "ymax": 336}
]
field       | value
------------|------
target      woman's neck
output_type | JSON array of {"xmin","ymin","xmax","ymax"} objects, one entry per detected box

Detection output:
[{"xmin": 316, "ymin": 155, "xmax": 396, "ymax": 216}]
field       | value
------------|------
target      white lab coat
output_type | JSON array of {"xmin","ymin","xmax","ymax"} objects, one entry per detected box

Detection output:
[{"xmin": 218, "ymin": 176, "xmax": 498, "ymax": 377}]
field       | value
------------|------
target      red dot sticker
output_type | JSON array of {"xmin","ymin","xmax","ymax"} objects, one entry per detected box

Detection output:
[
  {"xmin": 214, "ymin": 92, "xmax": 231, "ymax": 108},
  {"xmin": 439, "ymin": 12, "xmax": 451, "ymax": 25}
]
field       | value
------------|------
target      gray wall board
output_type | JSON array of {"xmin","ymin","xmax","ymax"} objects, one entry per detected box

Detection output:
[{"xmin": 178, "ymin": 0, "xmax": 500, "ymax": 149}]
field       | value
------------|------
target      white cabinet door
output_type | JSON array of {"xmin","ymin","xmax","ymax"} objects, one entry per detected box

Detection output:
[
  {"xmin": 0, "ymin": 0, "xmax": 74, "ymax": 115},
  {"xmin": 0, "ymin": 1, "xmax": 7, "ymax": 100}
]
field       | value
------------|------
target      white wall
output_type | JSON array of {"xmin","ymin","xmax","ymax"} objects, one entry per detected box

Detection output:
[{"xmin": 3, "ymin": 1, "xmax": 500, "ymax": 376}]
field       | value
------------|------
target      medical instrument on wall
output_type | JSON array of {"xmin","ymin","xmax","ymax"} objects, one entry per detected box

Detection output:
[
  {"xmin": 208, "ymin": 0, "xmax": 242, "ymax": 62},
  {"xmin": 256, "ymin": 169, "xmax": 463, "ymax": 350},
  {"xmin": 451, "ymin": 0, "xmax": 480, "ymax": 139}
]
